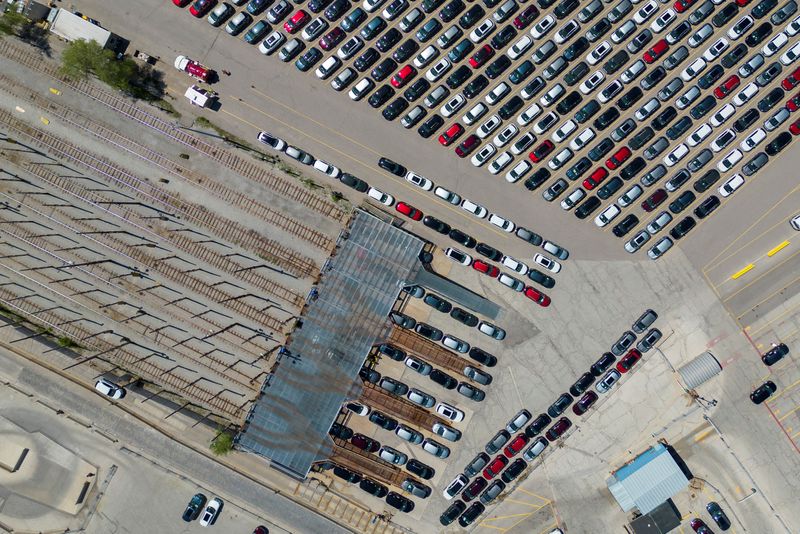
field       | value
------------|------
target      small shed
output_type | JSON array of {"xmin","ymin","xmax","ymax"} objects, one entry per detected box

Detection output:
[
  {"xmin": 678, "ymin": 351, "xmax": 723, "ymax": 390},
  {"xmin": 48, "ymin": 8, "xmax": 111, "ymax": 47}
]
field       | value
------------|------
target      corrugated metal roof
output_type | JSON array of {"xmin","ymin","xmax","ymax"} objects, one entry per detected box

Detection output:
[
  {"xmin": 678, "ymin": 351, "xmax": 723, "ymax": 390},
  {"xmin": 607, "ymin": 445, "xmax": 689, "ymax": 515},
  {"xmin": 49, "ymin": 9, "xmax": 110, "ymax": 46}
]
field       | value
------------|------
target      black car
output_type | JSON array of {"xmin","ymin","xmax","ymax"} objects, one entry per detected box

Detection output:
[
  {"xmin": 440, "ymin": 0, "xmax": 465, "ymax": 21},
  {"xmin": 459, "ymin": 4, "xmax": 485, "ymax": 28},
  {"xmin": 666, "ymin": 116, "xmax": 693, "ymax": 140},
  {"xmin": 418, "ymin": 114, "xmax": 444, "ymax": 138},
  {"xmin": 393, "ymin": 39, "xmax": 419, "ymax": 62},
  {"xmin": 641, "ymin": 67, "xmax": 666, "ymax": 90},
  {"xmin": 382, "ymin": 97, "xmax": 408, "ymax": 120},
  {"xmin": 669, "ymin": 190, "xmax": 696, "ymax": 214},
  {"xmin": 406, "ymin": 458, "xmax": 434, "ymax": 479},
  {"xmin": 566, "ymin": 157, "xmax": 592, "ymax": 180},
  {"xmin": 475, "ymin": 242, "xmax": 503, "ymax": 261},
  {"xmin": 593, "ymin": 107, "xmax": 620, "ymax": 130},
  {"xmin": 653, "ymin": 106, "xmax": 678, "ymax": 130},
  {"xmin": 750, "ymin": 380, "xmax": 777, "ymax": 404},
  {"xmin": 354, "ymin": 48, "xmax": 380, "ymax": 72},
  {"xmin": 629, "ymin": 126, "xmax": 655, "ymax": 151},
  {"xmin": 712, "ymin": 2, "xmax": 738, "ymax": 27},
  {"xmin": 694, "ymin": 195, "xmax": 720, "ymax": 218},
  {"xmin": 491, "ymin": 25, "xmax": 517, "ymax": 49},
  {"xmin": 378, "ymin": 157, "xmax": 407, "ymax": 177},
  {"xmin": 296, "ymin": 48, "xmax": 323, "ymax": 72},
  {"xmin": 612, "ymin": 213, "xmax": 639, "ymax": 237},
  {"xmin": 670, "ymin": 216, "xmax": 696, "ymax": 239},
  {"xmin": 564, "ymin": 38, "xmax": 590, "ymax": 61},
  {"xmin": 603, "ymin": 49, "xmax": 629, "ymax": 75},
  {"xmin": 359, "ymin": 366, "xmax": 380, "ymax": 383},
  {"xmin": 524, "ymin": 167, "xmax": 551, "ymax": 189},
  {"xmin": 361, "ymin": 16, "xmax": 387, "ymax": 40},
  {"xmin": 591, "ymin": 352, "xmax": 616, "ymax": 376},
  {"xmin": 340, "ymin": 173, "xmax": 370, "ymax": 192},
  {"xmin": 722, "ymin": 43, "xmax": 748, "ymax": 68},
  {"xmin": 386, "ymin": 491, "xmax": 414, "ymax": 512},
  {"xmin": 459, "ymin": 502, "xmax": 485, "ymax": 527},
  {"xmin": 376, "ymin": 27, "xmax": 402, "ymax": 52},
  {"xmin": 588, "ymin": 17, "xmax": 612, "ymax": 42},
  {"xmin": 569, "ymin": 372, "xmax": 596, "ymax": 397},
  {"xmin": 422, "ymin": 0, "xmax": 446, "ymax": 13},
  {"xmin": 509, "ymin": 60, "xmax": 534, "ymax": 84},
  {"xmin": 367, "ymin": 411, "xmax": 397, "ymax": 430},
  {"xmin": 745, "ymin": 22, "xmax": 772, "ymax": 46},
  {"xmin": 378, "ymin": 343, "xmax": 405, "ymax": 361},
  {"xmin": 759, "ymin": 86, "xmax": 785, "ymax": 112},
  {"xmin": 334, "ymin": 466, "xmax": 362, "ymax": 483},
  {"xmin": 734, "ymin": 108, "xmax": 760, "ymax": 132},
  {"xmin": 423, "ymin": 294, "xmax": 451, "ymax": 314},
  {"xmin": 752, "ymin": 0, "xmax": 778, "ymax": 18},
  {"xmin": 766, "ymin": 131, "xmax": 792, "ymax": 156},
  {"xmin": 621, "ymin": 157, "xmax": 646, "ymax": 180},
  {"xmin": 451, "ymin": 307, "xmax": 480, "ymax": 326},
  {"xmin": 486, "ymin": 55, "xmax": 512, "ymax": 79},
  {"xmin": 547, "ymin": 393, "xmax": 574, "ymax": 418},
  {"xmin": 182, "ymin": 493, "xmax": 207, "ymax": 522},
  {"xmin": 329, "ymin": 422, "xmax": 354, "ymax": 440},
  {"xmin": 359, "ymin": 478, "xmax": 389, "ymax": 498},
  {"xmin": 576, "ymin": 196, "xmax": 601, "ymax": 219},
  {"xmin": 667, "ymin": 20, "xmax": 691, "ymax": 43},
  {"xmin": 598, "ymin": 176, "xmax": 624, "ymax": 199},
  {"xmin": 501, "ymin": 458, "xmax": 527, "ymax": 483},
  {"xmin": 554, "ymin": 0, "xmax": 579, "ymax": 18},
  {"xmin": 556, "ymin": 91, "xmax": 583, "ymax": 115},
  {"xmin": 575, "ymin": 99, "xmax": 600, "ymax": 123},
  {"xmin": 762, "ymin": 342, "xmax": 789, "ymax": 366},
  {"xmin": 469, "ymin": 347, "xmax": 497, "ymax": 367},
  {"xmin": 527, "ymin": 268, "xmax": 555, "ymax": 288},
  {"xmin": 698, "ymin": 64, "xmax": 724, "ymax": 90},
  {"xmin": 308, "ymin": 0, "xmax": 333, "ymax": 12},
  {"xmin": 404, "ymin": 78, "xmax": 430, "ymax": 101},
  {"xmin": 416, "ymin": 18, "xmax": 442, "ymax": 41},
  {"xmin": 422, "ymin": 215, "xmax": 451, "ymax": 234},
  {"xmin": 706, "ymin": 502, "xmax": 732, "ymax": 531},
  {"xmin": 324, "ymin": 0, "xmax": 349, "ymax": 20},
  {"xmin": 524, "ymin": 413, "xmax": 552, "ymax": 437},
  {"xmin": 588, "ymin": 137, "xmax": 615, "ymax": 161},
  {"xmin": 617, "ymin": 86, "xmax": 643, "ymax": 110},
  {"xmin": 449, "ymin": 38, "xmax": 475, "ymax": 62},
  {"xmin": 430, "ymin": 368, "xmax": 458, "ymax": 389},
  {"xmin": 691, "ymin": 95, "xmax": 716, "ymax": 120},
  {"xmin": 446, "ymin": 65, "xmax": 472, "ymax": 89},
  {"xmin": 441, "ymin": 502, "xmax": 467, "ymax": 526},
  {"xmin": 449, "ymin": 228, "xmax": 477, "ymax": 247},
  {"xmin": 463, "ymin": 74, "xmax": 489, "ymax": 98},
  {"xmin": 372, "ymin": 57, "xmax": 398, "ymax": 82}
]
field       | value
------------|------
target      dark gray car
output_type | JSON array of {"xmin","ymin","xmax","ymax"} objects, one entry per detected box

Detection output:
[{"xmin": 742, "ymin": 152, "xmax": 768, "ymax": 175}]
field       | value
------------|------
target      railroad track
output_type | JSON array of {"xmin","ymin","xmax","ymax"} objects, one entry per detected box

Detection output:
[{"xmin": 0, "ymin": 39, "xmax": 348, "ymax": 223}]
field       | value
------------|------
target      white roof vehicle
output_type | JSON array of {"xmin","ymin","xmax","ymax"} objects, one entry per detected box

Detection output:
[
  {"xmin": 717, "ymin": 149, "xmax": 742, "ymax": 172},
  {"xmin": 367, "ymin": 187, "xmax": 394, "ymax": 205},
  {"xmin": 733, "ymin": 82, "xmax": 759, "ymax": 106},
  {"xmin": 406, "ymin": 171, "xmax": 434, "ymax": 190},
  {"xmin": 313, "ymin": 159, "xmax": 341, "ymax": 178},
  {"xmin": 461, "ymin": 198, "xmax": 488, "ymax": 218},
  {"xmin": 681, "ymin": 57, "xmax": 707, "ymax": 81},
  {"xmin": 570, "ymin": 128, "xmax": 596, "ymax": 150},
  {"xmin": 95, "ymin": 378, "xmax": 125, "ymax": 399},
  {"xmin": 740, "ymin": 128, "xmax": 766, "ymax": 151},
  {"xmin": 587, "ymin": 40, "xmax": 612, "ymax": 65},
  {"xmin": 489, "ymin": 213, "xmax": 515, "ymax": 232},
  {"xmin": 663, "ymin": 143, "xmax": 688, "ymax": 166},
  {"xmin": 579, "ymin": 71, "xmax": 605, "ymax": 94},
  {"xmin": 532, "ymin": 253, "xmax": 561, "ymax": 273},
  {"xmin": 719, "ymin": 173, "xmax": 744, "ymax": 197},
  {"xmin": 594, "ymin": 204, "xmax": 621, "ymax": 227},
  {"xmin": 471, "ymin": 143, "xmax": 497, "ymax": 166}
]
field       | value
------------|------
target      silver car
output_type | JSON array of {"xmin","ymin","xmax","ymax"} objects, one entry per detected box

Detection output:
[
  {"xmin": 433, "ymin": 422, "xmax": 462, "ymax": 442},
  {"xmin": 596, "ymin": 369, "xmax": 622, "ymax": 393},
  {"xmin": 647, "ymin": 236, "xmax": 674, "ymax": 259},
  {"xmin": 421, "ymin": 438, "xmax": 450, "ymax": 458},
  {"xmin": 646, "ymin": 211, "xmax": 672, "ymax": 234},
  {"xmin": 395, "ymin": 424, "xmax": 424, "ymax": 443},
  {"xmin": 407, "ymin": 388, "xmax": 436, "ymax": 407},
  {"xmin": 379, "ymin": 446, "xmax": 408, "ymax": 465}
]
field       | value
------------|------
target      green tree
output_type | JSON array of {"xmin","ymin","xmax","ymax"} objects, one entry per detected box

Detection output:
[
  {"xmin": 0, "ymin": 10, "xmax": 27, "ymax": 35},
  {"xmin": 209, "ymin": 429, "xmax": 234, "ymax": 456}
]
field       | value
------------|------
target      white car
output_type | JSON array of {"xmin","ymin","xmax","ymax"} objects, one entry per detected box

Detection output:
[
  {"xmin": 199, "ymin": 497, "xmax": 223, "ymax": 527},
  {"xmin": 650, "ymin": 8, "xmax": 676, "ymax": 33},
  {"xmin": 363, "ymin": 0, "xmax": 387, "ymax": 12},
  {"xmin": 509, "ymin": 35, "xmax": 533, "ymax": 59},
  {"xmin": 733, "ymin": 82, "xmax": 759, "ymax": 106},
  {"xmin": 486, "ymin": 82, "xmax": 512, "ymax": 105},
  {"xmin": 348, "ymin": 78, "xmax": 374, "ymax": 100},
  {"xmin": 702, "ymin": 38, "xmax": 729, "ymax": 61},
  {"xmin": 434, "ymin": 186, "xmax": 461, "ymax": 204},
  {"xmin": 687, "ymin": 123, "xmax": 712, "ymax": 147},
  {"xmin": 517, "ymin": 103, "xmax": 542, "ymax": 125},
  {"xmin": 478, "ymin": 321, "xmax": 506, "ymax": 340},
  {"xmin": 511, "ymin": 132, "xmax": 536, "ymax": 155},
  {"xmin": 710, "ymin": 103, "xmax": 736, "ymax": 127},
  {"xmin": 791, "ymin": 214, "xmax": 800, "ymax": 230},
  {"xmin": 717, "ymin": 149, "xmax": 742, "ymax": 172},
  {"xmin": 787, "ymin": 13, "xmax": 800, "ymax": 36},
  {"xmin": 471, "ymin": 143, "xmax": 497, "ymax": 166},
  {"xmin": 548, "ymin": 147, "xmax": 574, "ymax": 170},
  {"xmin": 426, "ymin": 58, "xmax": 452, "ymax": 81},
  {"xmin": 560, "ymin": 187, "xmax": 586, "ymax": 210},
  {"xmin": 478, "ymin": 115, "xmax": 502, "ymax": 139},
  {"xmin": 461, "ymin": 198, "xmax": 488, "ymax": 218},
  {"xmin": 598, "ymin": 80, "xmax": 624, "ymax": 103},
  {"xmin": 531, "ymin": 15, "xmax": 556, "ymax": 39},
  {"xmin": 618, "ymin": 184, "xmax": 643, "ymax": 207},
  {"xmin": 570, "ymin": 127, "xmax": 596, "ymax": 151},
  {"xmin": 315, "ymin": 56, "xmax": 341, "ymax": 79},
  {"xmin": 611, "ymin": 20, "xmax": 636, "ymax": 44},
  {"xmin": 436, "ymin": 402, "xmax": 465, "ymax": 422},
  {"xmin": 620, "ymin": 59, "xmax": 646, "ymax": 84},
  {"xmin": 780, "ymin": 41, "xmax": 800, "ymax": 65},
  {"xmin": 367, "ymin": 187, "xmax": 394, "ymax": 205},
  {"xmin": 378, "ymin": 446, "xmax": 408, "ymax": 465},
  {"xmin": 719, "ymin": 173, "xmax": 744, "ymax": 197},
  {"xmin": 594, "ymin": 204, "xmax": 621, "ymax": 227},
  {"xmin": 256, "ymin": 131, "xmax": 287, "ymax": 151},
  {"xmin": 533, "ymin": 253, "xmax": 561, "ymax": 273},
  {"xmin": 663, "ymin": 143, "xmax": 688, "ymax": 166},
  {"xmin": 95, "ymin": 378, "xmax": 125, "ymax": 399},
  {"xmin": 533, "ymin": 111, "xmax": 558, "ymax": 134},
  {"xmin": 540, "ymin": 83, "xmax": 565, "ymax": 107},
  {"xmin": 488, "ymin": 152, "xmax": 513, "ymax": 175},
  {"xmin": 441, "ymin": 94, "xmax": 466, "ymax": 118},
  {"xmin": 444, "ymin": 247, "xmax": 472, "ymax": 265},
  {"xmin": 634, "ymin": 0, "xmax": 658, "ymax": 23},
  {"xmin": 552, "ymin": 119, "xmax": 577, "ymax": 143},
  {"xmin": 740, "ymin": 128, "xmax": 766, "ymax": 151},
  {"xmin": 763, "ymin": 32, "xmax": 788, "ymax": 57},
  {"xmin": 555, "ymin": 19, "xmax": 580, "ymax": 44},
  {"xmin": 502, "ymin": 255, "xmax": 529, "ymax": 274},
  {"xmin": 710, "ymin": 128, "xmax": 736, "ymax": 152},
  {"xmin": 464, "ymin": 102, "xmax": 489, "ymax": 125},
  {"xmin": 313, "ymin": 159, "xmax": 341, "ymax": 178},
  {"xmin": 727, "ymin": 15, "xmax": 753, "ymax": 40},
  {"xmin": 498, "ymin": 273, "xmax": 525, "ymax": 291},
  {"xmin": 494, "ymin": 124, "xmax": 519, "ymax": 147},
  {"xmin": 488, "ymin": 213, "xmax": 515, "ymax": 232},
  {"xmin": 505, "ymin": 160, "xmax": 532, "ymax": 182},
  {"xmin": 681, "ymin": 57, "xmax": 706, "ymax": 81},
  {"xmin": 406, "ymin": 171, "xmax": 433, "ymax": 190},
  {"xmin": 587, "ymin": 41, "xmax": 612, "ymax": 65},
  {"xmin": 443, "ymin": 475, "xmax": 469, "ymax": 500},
  {"xmin": 579, "ymin": 71, "xmax": 605, "ymax": 94},
  {"xmin": 470, "ymin": 18, "xmax": 496, "ymax": 42},
  {"xmin": 414, "ymin": 45, "xmax": 439, "ymax": 68}
]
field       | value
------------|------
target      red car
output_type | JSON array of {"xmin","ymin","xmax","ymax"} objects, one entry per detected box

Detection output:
[
  {"xmin": 462, "ymin": 478, "xmax": 487, "ymax": 502},
  {"xmin": 513, "ymin": 5, "xmax": 540, "ymax": 29},
  {"xmin": 351, "ymin": 433, "xmax": 380, "ymax": 452},
  {"xmin": 395, "ymin": 202, "xmax": 423, "ymax": 220},
  {"xmin": 189, "ymin": 0, "xmax": 216, "ymax": 17},
  {"xmin": 504, "ymin": 433, "xmax": 529, "ymax": 458},
  {"xmin": 690, "ymin": 518, "xmax": 710, "ymax": 533},
  {"xmin": 439, "ymin": 123, "xmax": 464, "ymax": 146},
  {"xmin": 790, "ymin": 118, "xmax": 800, "ymax": 135},
  {"xmin": 582, "ymin": 167, "xmax": 608, "ymax": 190},
  {"xmin": 606, "ymin": 146, "xmax": 631, "ymax": 170},
  {"xmin": 529, "ymin": 140, "xmax": 555, "ymax": 162},
  {"xmin": 524, "ymin": 286, "xmax": 551, "ymax": 307},
  {"xmin": 782, "ymin": 66, "xmax": 800, "ymax": 90},
  {"xmin": 616, "ymin": 349, "xmax": 642, "ymax": 373},
  {"xmin": 572, "ymin": 391, "xmax": 598, "ymax": 415},
  {"xmin": 472, "ymin": 260, "xmax": 500, "ymax": 277},
  {"xmin": 284, "ymin": 9, "xmax": 310, "ymax": 33},
  {"xmin": 391, "ymin": 65, "xmax": 417, "ymax": 88},
  {"xmin": 714, "ymin": 75, "xmax": 740, "ymax": 99},
  {"xmin": 456, "ymin": 134, "xmax": 480, "ymax": 157},
  {"xmin": 674, "ymin": 0, "xmax": 696, "ymax": 12},
  {"xmin": 469, "ymin": 45, "xmax": 495, "ymax": 68},
  {"xmin": 641, "ymin": 188, "xmax": 667, "ymax": 211},
  {"xmin": 483, "ymin": 455, "xmax": 509, "ymax": 479},
  {"xmin": 734, "ymin": 0, "xmax": 751, "ymax": 5},
  {"xmin": 174, "ymin": 0, "xmax": 192, "ymax": 6},
  {"xmin": 788, "ymin": 91, "xmax": 800, "ymax": 112},
  {"xmin": 643, "ymin": 39, "xmax": 669, "ymax": 63},
  {"xmin": 319, "ymin": 27, "xmax": 346, "ymax": 50},
  {"xmin": 545, "ymin": 417, "xmax": 572, "ymax": 442}
]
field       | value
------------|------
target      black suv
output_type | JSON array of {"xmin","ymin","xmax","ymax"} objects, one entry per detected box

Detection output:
[
  {"xmin": 746, "ymin": 22, "xmax": 773, "ymax": 46},
  {"xmin": 669, "ymin": 190, "xmax": 696, "ymax": 214},
  {"xmin": 459, "ymin": 4, "xmax": 485, "ymax": 28},
  {"xmin": 612, "ymin": 213, "xmax": 639, "ymax": 237},
  {"xmin": 588, "ymin": 137, "xmax": 615, "ymax": 161},
  {"xmin": 670, "ymin": 216, "xmax": 696, "ymax": 239},
  {"xmin": 653, "ymin": 106, "xmax": 678, "ymax": 130},
  {"xmin": 593, "ymin": 107, "xmax": 620, "ymax": 130},
  {"xmin": 733, "ymin": 108, "xmax": 759, "ymax": 132},
  {"xmin": 694, "ymin": 195, "xmax": 720, "ymax": 218},
  {"xmin": 404, "ymin": 78, "xmax": 430, "ymax": 101},
  {"xmin": 691, "ymin": 95, "xmax": 716, "ymax": 119},
  {"xmin": 440, "ymin": 0, "xmax": 465, "ymax": 21},
  {"xmin": 556, "ymin": 91, "xmax": 583, "ymax": 114}
]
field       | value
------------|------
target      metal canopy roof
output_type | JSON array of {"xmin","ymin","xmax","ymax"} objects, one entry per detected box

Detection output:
[
  {"xmin": 607, "ymin": 444, "xmax": 690, "ymax": 515},
  {"xmin": 237, "ymin": 211, "xmax": 424, "ymax": 479}
]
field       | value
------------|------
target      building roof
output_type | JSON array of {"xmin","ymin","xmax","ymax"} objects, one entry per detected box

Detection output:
[
  {"xmin": 237, "ymin": 211, "xmax": 424, "ymax": 479},
  {"xmin": 607, "ymin": 444, "xmax": 690, "ymax": 515},
  {"xmin": 49, "ymin": 9, "xmax": 111, "ymax": 46}
]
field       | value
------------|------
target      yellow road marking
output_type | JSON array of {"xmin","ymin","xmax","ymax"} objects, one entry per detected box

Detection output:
[
  {"xmin": 477, "ymin": 522, "xmax": 508, "ymax": 531},
  {"xmin": 694, "ymin": 428, "xmax": 714, "ymax": 442},
  {"xmin": 49, "ymin": 87, "xmax": 61, "ymax": 95},
  {"xmin": 767, "ymin": 240, "xmax": 790, "ymax": 256},
  {"xmin": 792, "ymin": 429, "xmax": 800, "ymax": 439},
  {"xmin": 482, "ymin": 512, "xmax": 537, "ymax": 521},
  {"xmin": 515, "ymin": 488, "xmax": 552, "ymax": 503},
  {"xmin": 778, "ymin": 404, "xmax": 800, "ymax": 422},
  {"xmin": 502, "ymin": 498, "xmax": 548, "ymax": 509},
  {"xmin": 766, "ymin": 378, "xmax": 800, "ymax": 403},
  {"xmin": 731, "ymin": 264, "xmax": 754, "ymax": 279}
]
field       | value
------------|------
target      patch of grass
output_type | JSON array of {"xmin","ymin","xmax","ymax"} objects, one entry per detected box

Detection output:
[
  {"xmin": 154, "ymin": 98, "xmax": 180, "ymax": 117},
  {"xmin": 277, "ymin": 161, "xmax": 301, "ymax": 177},
  {"xmin": 300, "ymin": 177, "xmax": 322, "ymax": 190},
  {"xmin": 57, "ymin": 336, "xmax": 82, "ymax": 349},
  {"xmin": 210, "ymin": 428, "xmax": 235, "ymax": 456},
  {"xmin": 193, "ymin": 117, "xmax": 253, "ymax": 150}
]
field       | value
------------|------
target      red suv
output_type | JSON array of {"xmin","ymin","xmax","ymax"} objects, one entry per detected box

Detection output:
[
  {"xmin": 643, "ymin": 39, "xmax": 669, "ymax": 63},
  {"xmin": 513, "ymin": 5, "xmax": 540, "ymax": 29},
  {"xmin": 395, "ymin": 202, "xmax": 423, "ymax": 220},
  {"xmin": 782, "ymin": 66, "xmax": 800, "ymax": 91},
  {"xmin": 572, "ymin": 391, "xmax": 598, "ymax": 415},
  {"xmin": 472, "ymin": 260, "xmax": 500, "ymax": 277},
  {"xmin": 545, "ymin": 417, "xmax": 572, "ymax": 442},
  {"xmin": 582, "ymin": 167, "xmax": 609, "ymax": 189},
  {"xmin": 529, "ymin": 140, "xmax": 555, "ymax": 162},
  {"xmin": 524, "ymin": 286, "xmax": 551, "ymax": 307},
  {"xmin": 504, "ymin": 434, "xmax": 530, "ymax": 458},
  {"xmin": 351, "ymin": 433, "xmax": 380, "ymax": 452},
  {"xmin": 391, "ymin": 65, "xmax": 417, "ymax": 88},
  {"xmin": 320, "ymin": 27, "xmax": 346, "ymax": 50},
  {"xmin": 616, "ymin": 349, "xmax": 642, "ymax": 373},
  {"xmin": 469, "ymin": 45, "xmax": 495, "ymax": 68},
  {"xmin": 641, "ymin": 188, "xmax": 667, "ymax": 211},
  {"xmin": 456, "ymin": 134, "xmax": 480, "ymax": 157},
  {"xmin": 483, "ymin": 455, "xmax": 509, "ymax": 479},
  {"xmin": 284, "ymin": 9, "xmax": 310, "ymax": 33},
  {"xmin": 715, "ymin": 75, "xmax": 740, "ymax": 99},
  {"xmin": 462, "ymin": 478, "xmax": 487, "ymax": 501},
  {"xmin": 787, "ymin": 91, "xmax": 800, "ymax": 112},
  {"xmin": 606, "ymin": 146, "xmax": 631, "ymax": 169},
  {"xmin": 674, "ymin": 0, "xmax": 696, "ymax": 12},
  {"xmin": 190, "ymin": 0, "xmax": 216, "ymax": 16},
  {"xmin": 439, "ymin": 123, "xmax": 464, "ymax": 146}
]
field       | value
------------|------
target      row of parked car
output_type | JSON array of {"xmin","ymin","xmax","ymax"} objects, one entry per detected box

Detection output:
[
  {"xmin": 750, "ymin": 342, "xmax": 791, "ymax": 403},
  {"xmin": 438, "ymin": 308, "xmax": 661, "ymax": 527}
]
